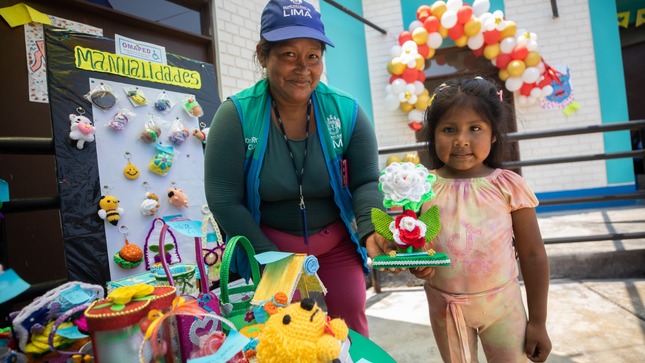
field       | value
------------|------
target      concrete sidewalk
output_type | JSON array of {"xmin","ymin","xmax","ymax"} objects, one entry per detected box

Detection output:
[{"xmin": 366, "ymin": 205, "xmax": 645, "ymax": 362}]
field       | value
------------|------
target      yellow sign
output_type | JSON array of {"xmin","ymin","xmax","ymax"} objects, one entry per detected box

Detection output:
[
  {"xmin": 74, "ymin": 46, "xmax": 201, "ymax": 89},
  {"xmin": 0, "ymin": 3, "xmax": 51, "ymax": 28}
]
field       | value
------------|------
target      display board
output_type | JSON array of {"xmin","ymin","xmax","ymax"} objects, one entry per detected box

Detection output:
[{"xmin": 44, "ymin": 26, "xmax": 221, "ymax": 286}]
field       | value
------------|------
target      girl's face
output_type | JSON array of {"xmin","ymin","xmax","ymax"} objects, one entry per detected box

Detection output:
[
  {"xmin": 260, "ymin": 38, "xmax": 323, "ymax": 106},
  {"xmin": 433, "ymin": 108, "xmax": 496, "ymax": 178}
]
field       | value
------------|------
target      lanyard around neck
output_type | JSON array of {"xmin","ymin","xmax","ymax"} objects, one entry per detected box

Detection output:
[{"xmin": 272, "ymin": 97, "xmax": 312, "ymax": 246}]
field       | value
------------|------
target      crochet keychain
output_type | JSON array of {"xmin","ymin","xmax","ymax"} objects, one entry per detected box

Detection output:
[
  {"xmin": 84, "ymin": 82, "xmax": 118, "ymax": 111},
  {"xmin": 108, "ymin": 108, "xmax": 135, "ymax": 132},
  {"xmin": 148, "ymin": 144, "xmax": 174, "ymax": 176},
  {"xmin": 140, "ymin": 181, "xmax": 160, "ymax": 216},
  {"xmin": 124, "ymin": 86, "xmax": 147, "ymax": 107},
  {"xmin": 69, "ymin": 107, "xmax": 95, "ymax": 150},
  {"xmin": 192, "ymin": 122, "xmax": 210, "ymax": 145},
  {"xmin": 98, "ymin": 185, "xmax": 124, "ymax": 226},
  {"xmin": 167, "ymin": 183, "xmax": 188, "ymax": 209},
  {"xmin": 183, "ymin": 96, "xmax": 204, "ymax": 117},
  {"xmin": 167, "ymin": 117, "xmax": 190, "ymax": 147},
  {"xmin": 113, "ymin": 225, "xmax": 144, "ymax": 269},
  {"xmin": 143, "ymin": 218, "xmax": 181, "ymax": 270},
  {"xmin": 123, "ymin": 152, "xmax": 140, "ymax": 180},
  {"xmin": 154, "ymin": 90, "xmax": 175, "ymax": 114},
  {"xmin": 139, "ymin": 114, "xmax": 162, "ymax": 144},
  {"xmin": 201, "ymin": 205, "xmax": 225, "ymax": 283}
]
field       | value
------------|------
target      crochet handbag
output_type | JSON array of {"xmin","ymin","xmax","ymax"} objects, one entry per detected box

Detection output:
[{"xmin": 218, "ymin": 235, "xmax": 261, "ymax": 331}]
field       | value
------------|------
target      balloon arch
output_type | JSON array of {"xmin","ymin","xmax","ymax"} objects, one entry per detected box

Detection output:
[{"xmin": 384, "ymin": 0, "xmax": 559, "ymax": 131}]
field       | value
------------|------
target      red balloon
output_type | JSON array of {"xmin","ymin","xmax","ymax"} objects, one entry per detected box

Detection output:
[
  {"xmin": 435, "ymin": 54, "xmax": 447, "ymax": 65},
  {"xmin": 399, "ymin": 31, "xmax": 412, "ymax": 46},
  {"xmin": 495, "ymin": 53, "xmax": 512, "ymax": 69},
  {"xmin": 457, "ymin": 5, "xmax": 473, "ymax": 24},
  {"xmin": 472, "ymin": 46, "xmax": 484, "ymax": 57},
  {"xmin": 417, "ymin": 44, "xmax": 430, "ymax": 58},
  {"xmin": 389, "ymin": 75, "xmax": 402, "ymax": 84},
  {"xmin": 448, "ymin": 24, "xmax": 464, "ymax": 40},
  {"xmin": 402, "ymin": 68, "xmax": 418, "ymax": 83},
  {"xmin": 483, "ymin": 29, "xmax": 501, "ymax": 45},
  {"xmin": 511, "ymin": 45, "xmax": 529, "ymax": 60},
  {"xmin": 423, "ymin": 16, "xmax": 440, "ymax": 33},
  {"xmin": 417, "ymin": 69, "xmax": 427, "ymax": 82},
  {"xmin": 417, "ymin": 5, "xmax": 432, "ymax": 23},
  {"xmin": 538, "ymin": 75, "xmax": 552, "ymax": 88},
  {"xmin": 408, "ymin": 121, "xmax": 424, "ymax": 132},
  {"xmin": 519, "ymin": 82, "xmax": 535, "ymax": 96}
]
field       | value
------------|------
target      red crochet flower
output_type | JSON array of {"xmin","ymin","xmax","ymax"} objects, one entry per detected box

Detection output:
[{"xmin": 391, "ymin": 209, "xmax": 426, "ymax": 249}]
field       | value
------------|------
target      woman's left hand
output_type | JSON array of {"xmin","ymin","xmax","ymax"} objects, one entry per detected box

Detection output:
[{"xmin": 365, "ymin": 233, "xmax": 405, "ymax": 274}]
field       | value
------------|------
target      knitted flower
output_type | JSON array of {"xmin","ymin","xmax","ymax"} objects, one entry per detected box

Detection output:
[
  {"xmin": 390, "ymin": 209, "xmax": 427, "ymax": 250},
  {"xmin": 379, "ymin": 162, "xmax": 436, "ymax": 211}
]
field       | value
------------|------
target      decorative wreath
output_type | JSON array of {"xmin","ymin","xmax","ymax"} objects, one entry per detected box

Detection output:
[{"xmin": 384, "ymin": 0, "xmax": 561, "ymax": 131}]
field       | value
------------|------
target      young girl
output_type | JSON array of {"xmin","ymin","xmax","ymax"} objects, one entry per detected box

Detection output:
[{"xmin": 411, "ymin": 77, "xmax": 552, "ymax": 363}]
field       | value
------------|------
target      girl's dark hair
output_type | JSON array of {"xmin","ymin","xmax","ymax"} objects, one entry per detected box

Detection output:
[
  {"xmin": 254, "ymin": 37, "xmax": 327, "ymax": 69},
  {"xmin": 423, "ymin": 76, "xmax": 512, "ymax": 169}
]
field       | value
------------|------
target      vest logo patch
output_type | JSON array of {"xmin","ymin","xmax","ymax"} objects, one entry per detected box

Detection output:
[
  {"xmin": 245, "ymin": 136, "xmax": 258, "ymax": 151},
  {"xmin": 326, "ymin": 114, "xmax": 343, "ymax": 150}
]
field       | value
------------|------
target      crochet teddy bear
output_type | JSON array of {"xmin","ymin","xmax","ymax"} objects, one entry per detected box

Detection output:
[
  {"xmin": 69, "ymin": 113, "xmax": 95, "ymax": 149},
  {"xmin": 256, "ymin": 298, "xmax": 348, "ymax": 363}
]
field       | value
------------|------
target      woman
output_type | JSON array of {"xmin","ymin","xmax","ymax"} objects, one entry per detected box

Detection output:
[{"xmin": 204, "ymin": 0, "xmax": 391, "ymax": 337}]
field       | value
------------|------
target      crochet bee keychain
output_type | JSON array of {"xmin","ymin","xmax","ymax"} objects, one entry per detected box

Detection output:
[
  {"xmin": 69, "ymin": 107, "xmax": 95, "ymax": 150},
  {"xmin": 123, "ymin": 152, "xmax": 140, "ymax": 180},
  {"xmin": 98, "ymin": 186, "xmax": 124, "ymax": 226},
  {"xmin": 113, "ymin": 225, "xmax": 144, "ymax": 269}
]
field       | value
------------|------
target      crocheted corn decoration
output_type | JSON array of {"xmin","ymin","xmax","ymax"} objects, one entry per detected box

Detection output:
[{"xmin": 256, "ymin": 298, "xmax": 348, "ymax": 363}]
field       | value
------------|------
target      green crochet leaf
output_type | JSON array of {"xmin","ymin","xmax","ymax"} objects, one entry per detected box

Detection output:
[
  {"xmin": 371, "ymin": 208, "xmax": 394, "ymax": 241},
  {"xmin": 418, "ymin": 205, "xmax": 441, "ymax": 241}
]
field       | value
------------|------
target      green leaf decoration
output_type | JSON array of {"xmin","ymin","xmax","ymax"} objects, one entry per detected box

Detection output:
[
  {"xmin": 149, "ymin": 245, "xmax": 159, "ymax": 252},
  {"xmin": 418, "ymin": 205, "xmax": 441, "ymax": 241},
  {"xmin": 371, "ymin": 208, "xmax": 394, "ymax": 241},
  {"xmin": 164, "ymin": 243, "xmax": 175, "ymax": 251},
  {"xmin": 92, "ymin": 302, "xmax": 113, "ymax": 310},
  {"xmin": 110, "ymin": 303, "xmax": 126, "ymax": 312},
  {"xmin": 133, "ymin": 296, "xmax": 154, "ymax": 301}
]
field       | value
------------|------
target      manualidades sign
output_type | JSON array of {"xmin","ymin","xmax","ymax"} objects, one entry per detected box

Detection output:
[{"xmin": 74, "ymin": 46, "xmax": 201, "ymax": 89}]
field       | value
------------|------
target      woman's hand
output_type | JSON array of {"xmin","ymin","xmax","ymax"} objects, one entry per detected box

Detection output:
[
  {"xmin": 365, "ymin": 233, "xmax": 405, "ymax": 274},
  {"xmin": 410, "ymin": 266, "xmax": 436, "ymax": 280}
]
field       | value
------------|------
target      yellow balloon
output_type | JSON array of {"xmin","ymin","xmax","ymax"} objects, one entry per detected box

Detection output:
[
  {"xmin": 421, "ymin": 88, "xmax": 430, "ymax": 97},
  {"xmin": 400, "ymin": 102, "xmax": 414, "ymax": 113},
  {"xmin": 524, "ymin": 51, "xmax": 541, "ymax": 67},
  {"xmin": 412, "ymin": 27, "xmax": 429, "ymax": 45},
  {"xmin": 387, "ymin": 59, "xmax": 406, "ymax": 75},
  {"xmin": 415, "ymin": 93, "xmax": 430, "ymax": 111},
  {"xmin": 425, "ymin": 47, "xmax": 436, "ymax": 59},
  {"xmin": 454, "ymin": 35, "xmax": 468, "ymax": 48},
  {"xmin": 483, "ymin": 43, "xmax": 500, "ymax": 60},
  {"xmin": 498, "ymin": 68, "xmax": 510, "ymax": 81},
  {"xmin": 507, "ymin": 60, "xmax": 526, "ymax": 78},
  {"xmin": 438, "ymin": 26, "xmax": 448, "ymax": 38},
  {"xmin": 463, "ymin": 19, "xmax": 482, "ymax": 37},
  {"xmin": 386, "ymin": 155, "xmax": 402, "ymax": 166},
  {"xmin": 415, "ymin": 54, "xmax": 425, "ymax": 70},
  {"xmin": 402, "ymin": 151, "xmax": 421, "ymax": 164},
  {"xmin": 500, "ymin": 20, "xmax": 517, "ymax": 39},
  {"xmin": 431, "ymin": 1, "xmax": 447, "ymax": 18}
]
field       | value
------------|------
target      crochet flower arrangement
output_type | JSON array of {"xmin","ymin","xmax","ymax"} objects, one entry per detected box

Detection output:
[{"xmin": 371, "ymin": 162, "xmax": 450, "ymax": 268}]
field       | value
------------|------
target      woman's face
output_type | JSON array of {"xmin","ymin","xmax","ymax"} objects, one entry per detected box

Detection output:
[{"xmin": 260, "ymin": 38, "xmax": 323, "ymax": 106}]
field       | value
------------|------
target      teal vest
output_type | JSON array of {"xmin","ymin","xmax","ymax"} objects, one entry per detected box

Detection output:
[{"xmin": 229, "ymin": 79, "xmax": 369, "ymax": 275}]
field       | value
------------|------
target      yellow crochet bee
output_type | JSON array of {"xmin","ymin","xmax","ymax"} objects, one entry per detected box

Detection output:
[{"xmin": 256, "ymin": 298, "xmax": 349, "ymax": 363}]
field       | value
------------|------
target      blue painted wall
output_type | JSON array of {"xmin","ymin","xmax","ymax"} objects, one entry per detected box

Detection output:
[
  {"xmin": 320, "ymin": 0, "xmax": 374, "ymax": 122},
  {"xmin": 588, "ymin": 1, "xmax": 634, "ymax": 185}
]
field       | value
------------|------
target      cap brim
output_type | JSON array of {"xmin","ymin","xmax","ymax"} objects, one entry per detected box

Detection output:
[{"xmin": 262, "ymin": 26, "xmax": 335, "ymax": 47}]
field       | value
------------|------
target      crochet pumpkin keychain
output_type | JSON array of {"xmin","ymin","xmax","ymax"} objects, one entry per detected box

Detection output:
[
  {"xmin": 200, "ymin": 205, "xmax": 225, "ymax": 283},
  {"xmin": 113, "ymin": 225, "xmax": 144, "ymax": 269},
  {"xmin": 69, "ymin": 107, "xmax": 95, "ymax": 150},
  {"xmin": 123, "ymin": 152, "xmax": 140, "ymax": 180}
]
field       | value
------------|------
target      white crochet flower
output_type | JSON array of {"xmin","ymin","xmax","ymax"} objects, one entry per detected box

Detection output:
[{"xmin": 379, "ymin": 162, "xmax": 434, "ymax": 210}]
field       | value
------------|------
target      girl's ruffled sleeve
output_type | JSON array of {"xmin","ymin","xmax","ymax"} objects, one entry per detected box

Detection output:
[{"xmin": 494, "ymin": 169, "xmax": 539, "ymax": 211}]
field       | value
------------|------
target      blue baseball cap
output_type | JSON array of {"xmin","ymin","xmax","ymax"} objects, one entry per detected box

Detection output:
[{"xmin": 260, "ymin": 0, "xmax": 335, "ymax": 47}]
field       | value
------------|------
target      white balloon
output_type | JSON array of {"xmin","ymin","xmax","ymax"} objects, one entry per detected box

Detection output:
[
  {"xmin": 407, "ymin": 109, "xmax": 425, "ymax": 123},
  {"xmin": 527, "ymin": 40, "xmax": 538, "ymax": 52},
  {"xmin": 517, "ymin": 95, "xmax": 528, "ymax": 105},
  {"xmin": 521, "ymin": 67, "xmax": 541, "ymax": 84},
  {"xmin": 402, "ymin": 40, "xmax": 418, "ymax": 52},
  {"xmin": 530, "ymin": 87, "xmax": 542, "ymax": 98},
  {"xmin": 391, "ymin": 78, "xmax": 407, "ymax": 94},
  {"xmin": 427, "ymin": 32, "xmax": 443, "ymax": 49},
  {"xmin": 467, "ymin": 33, "xmax": 484, "ymax": 50},
  {"xmin": 446, "ymin": 0, "xmax": 463, "ymax": 12},
  {"xmin": 390, "ymin": 45, "xmax": 402, "ymax": 58},
  {"xmin": 516, "ymin": 32, "xmax": 529, "ymax": 46},
  {"xmin": 500, "ymin": 36, "xmax": 516, "ymax": 54},
  {"xmin": 541, "ymin": 85, "xmax": 554, "ymax": 98},
  {"xmin": 413, "ymin": 81, "xmax": 425, "ymax": 95},
  {"xmin": 385, "ymin": 84, "xmax": 392, "ymax": 94},
  {"xmin": 409, "ymin": 20, "xmax": 423, "ymax": 33},
  {"xmin": 536, "ymin": 62, "xmax": 545, "ymax": 73},
  {"xmin": 384, "ymin": 93, "xmax": 400, "ymax": 111},
  {"xmin": 505, "ymin": 77, "xmax": 523, "ymax": 92},
  {"xmin": 472, "ymin": 0, "xmax": 490, "ymax": 16},
  {"xmin": 441, "ymin": 10, "xmax": 458, "ymax": 29}
]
